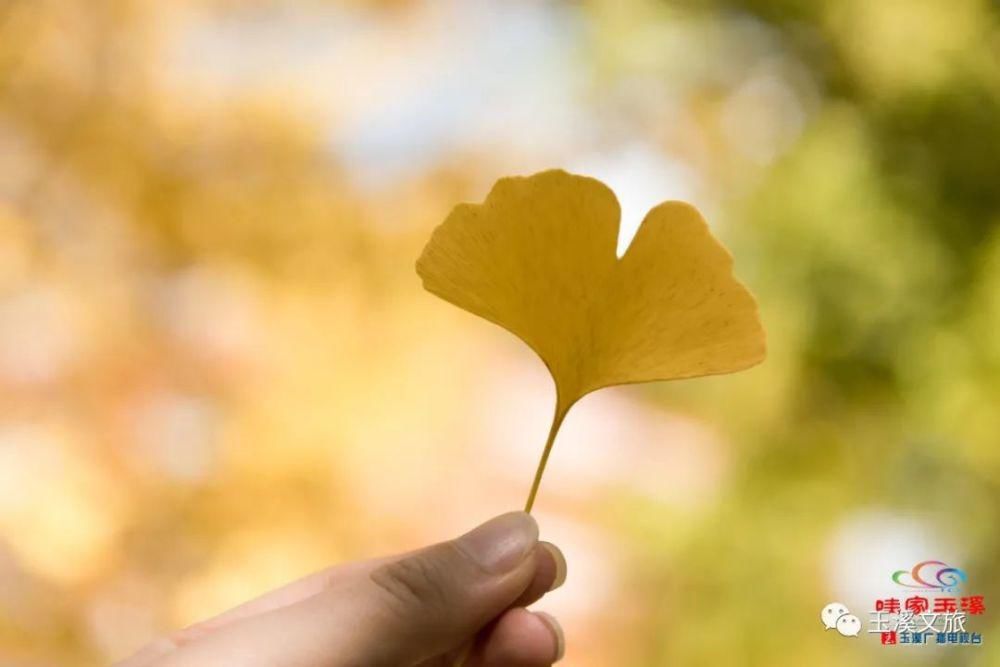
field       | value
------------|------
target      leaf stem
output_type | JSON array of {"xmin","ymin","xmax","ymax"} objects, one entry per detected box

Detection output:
[{"xmin": 523, "ymin": 401, "xmax": 570, "ymax": 513}]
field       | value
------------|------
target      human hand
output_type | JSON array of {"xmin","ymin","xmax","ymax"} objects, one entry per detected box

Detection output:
[{"xmin": 117, "ymin": 512, "xmax": 567, "ymax": 667}]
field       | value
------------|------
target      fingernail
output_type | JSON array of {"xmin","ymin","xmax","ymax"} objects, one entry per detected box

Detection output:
[
  {"xmin": 535, "ymin": 612, "xmax": 566, "ymax": 662},
  {"xmin": 457, "ymin": 512, "xmax": 539, "ymax": 574},
  {"xmin": 539, "ymin": 542, "xmax": 567, "ymax": 591}
]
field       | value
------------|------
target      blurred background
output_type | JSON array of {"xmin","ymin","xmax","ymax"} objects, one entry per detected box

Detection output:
[{"xmin": 1, "ymin": 0, "xmax": 999, "ymax": 665}]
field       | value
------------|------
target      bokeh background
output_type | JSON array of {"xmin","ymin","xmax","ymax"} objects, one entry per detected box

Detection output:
[{"xmin": 2, "ymin": 0, "xmax": 999, "ymax": 665}]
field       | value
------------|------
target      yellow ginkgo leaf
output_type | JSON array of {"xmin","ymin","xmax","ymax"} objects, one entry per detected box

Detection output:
[{"xmin": 417, "ymin": 169, "xmax": 766, "ymax": 511}]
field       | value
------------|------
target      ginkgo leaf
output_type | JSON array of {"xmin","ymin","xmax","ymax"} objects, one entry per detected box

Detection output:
[{"xmin": 417, "ymin": 169, "xmax": 766, "ymax": 511}]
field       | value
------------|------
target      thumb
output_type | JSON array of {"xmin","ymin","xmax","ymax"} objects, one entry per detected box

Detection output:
[{"xmin": 356, "ymin": 511, "xmax": 541, "ymax": 663}]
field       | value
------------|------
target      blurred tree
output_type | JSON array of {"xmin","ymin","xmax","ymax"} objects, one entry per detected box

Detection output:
[{"xmin": 618, "ymin": 1, "xmax": 1000, "ymax": 664}]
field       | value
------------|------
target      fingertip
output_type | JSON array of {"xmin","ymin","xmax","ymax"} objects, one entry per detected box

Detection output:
[
  {"xmin": 457, "ymin": 511, "xmax": 540, "ymax": 574},
  {"xmin": 534, "ymin": 612, "xmax": 565, "ymax": 662},
  {"xmin": 474, "ymin": 607, "xmax": 565, "ymax": 666},
  {"xmin": 510, "ymin": 540, "xmax": 567, "ymax": 609},
  {"xmin": 538, "ymin": 542, "xmax": 566, "ymax": 591}
]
